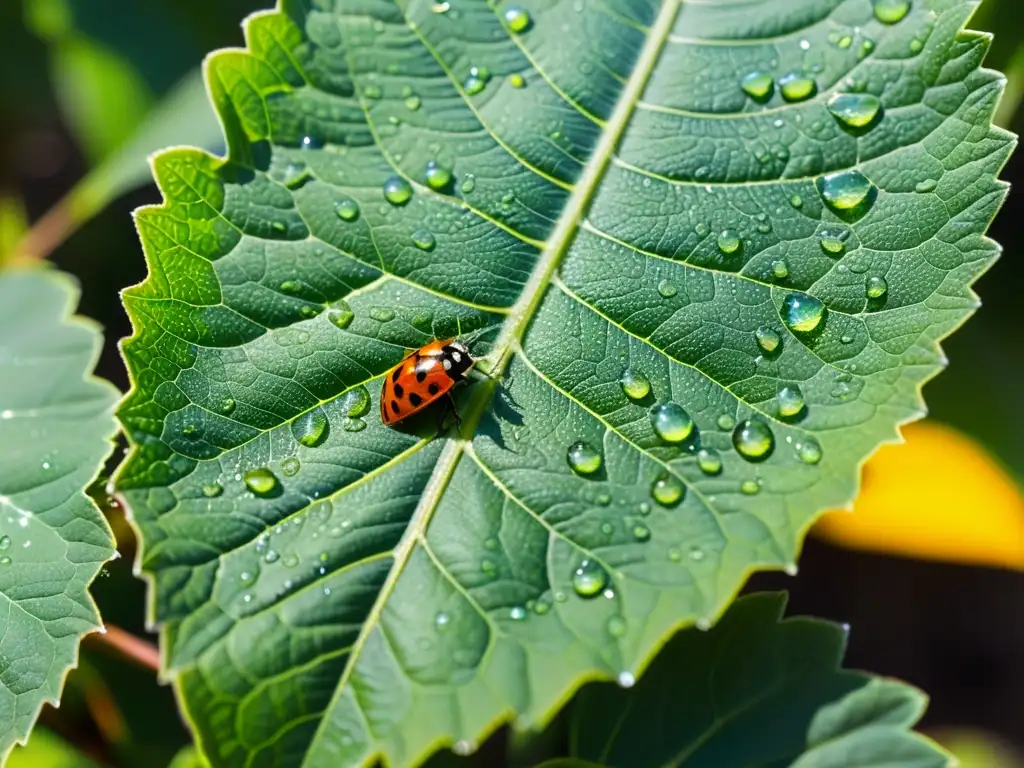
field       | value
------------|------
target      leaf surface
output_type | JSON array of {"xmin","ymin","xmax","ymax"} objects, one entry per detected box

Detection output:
[
  {"xmin": 0, "ymin": 270, "xmax": 117, "ymax": 757},
  {"xmin": 116, "ymin": 1, "xmax": 1011, "ymax": 766},
  {"xmin": 560, "ymin": 592, "xmax": 948, "ymax": 768}
]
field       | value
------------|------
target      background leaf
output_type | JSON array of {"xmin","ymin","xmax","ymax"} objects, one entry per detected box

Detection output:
[
  {"xmin": 560, "ymin": 592, "xmax": 947, "ymax": 768},
  {"xmin": 7, "ymin": 726, "xmax": 101, "ymax": 768},
  {"xmin": 115, "ymin": 1, "xmax": 1012, "ymax": 766},
  {"xmin": 0, "ymin": 269, "xmax": 117, "ymax": 757}
]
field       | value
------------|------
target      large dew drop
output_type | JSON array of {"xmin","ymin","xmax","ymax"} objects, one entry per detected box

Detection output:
[
  {"xmin": 292, "ymin": 410, "xmax": 328, "ymax": 447},
  {"xmin": 795, "ymin": 436, "xmax": 824, "ymax": 464},
  {"xmin": 424, "ymin": 161, "xmax": 452, "ymax": 191},
  {"xmin": 740, "ymin": 71, "xmax": 774, "ymax": 101},
  {"xmin": 335, "ymin": 199, "xmax": 360, "ymax": 222},
  {"xmin": 827, "ymin": 93, "xmax": 882, "ymax": 130},
  {"xmin": 572, "ymin": 558, "xmax": 609, "ymax": 598},
  {"xmin": 345, "ymin": 386, "xmax": 371, "ymax": 418},
  {"xmin": 464, "ymin": 66, "xmax": 490, "ymax": 95},
  {"xmin": 383, "ymin": 176, "xmax": 413, "ymax": 205},
  {"xmin": 503, "ymin": 4, "xmax": 531, "ymax": 32},
  {"xmin": 866, "ymin": 275, "xmax": 888, "ymax": 299},
  {"xmin": 567, "ymin": 441, "xmax": 602, "ymax": 475},
  {"xmin": 717, "ymin": 230, "xmax": 741, "ymax": 255},
  {"xmin": 732, "ymin": 419, "xmax": 775, "ymax": 462},
  {"xmin": 245, "ymin": 468, "xmax": 279, "ymax": 496},
  {"xmin": 755, "ymin": 325, "xmax": 781, "ymax": 354},
  {"xmin": 329, "ymin": 300, "xmax": 355, "ymax": 329},
  {"xmin": 412, "ymin": 230, "xmax": 436, "ymax": 251},
  {"xmin": 619, "ymin": 368, "xmax": 651, "ymax": 401},
  {"xmin": 782, "ymin": 293, "xmax": 825, "ymax": 334},
  {"xmin": 817, "ymin": 171, "xmax": 874, "ymax": 213},
  {"xmin": 872, "ymin": 0, "xmax": 911, "ymax": 23},
  {"xmin": 778, "ymin": 72, "xmax": 816, "ymax": 102},
  {"xmin": 651, "ymin": 474, "xmax": 684, "ymax": 506},
  {"xmin": 776, "ymin": 385, "xmax": 805, "ymax": 418},
  {"xmin": 649, "ymin": 403, "xmax": 694, "ymax": 443},
  {"xmin": 697, "ymin": 448, "xmax": 722, "ymax": 475}
]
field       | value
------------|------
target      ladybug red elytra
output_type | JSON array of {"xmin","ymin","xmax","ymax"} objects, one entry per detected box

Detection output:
[{"xmin": 380, "ymin": 338, "xmax": 475, "ymax": 426}]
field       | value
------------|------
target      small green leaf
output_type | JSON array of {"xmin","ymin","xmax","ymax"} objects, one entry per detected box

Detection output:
[
  {"xmin": 7, "ymin": 727, "xmax": 101, "ymax": 768},
  {"xmin": 0, "ymin": 269, "xmax": 118, "ymax": 758},
  {"xmin": 561, "ymin": 593, "xmax": 949, "ymax": 767},
  {"xmin": 116, "ymin": 1, "xmax": 1012, "ymax": 766}
]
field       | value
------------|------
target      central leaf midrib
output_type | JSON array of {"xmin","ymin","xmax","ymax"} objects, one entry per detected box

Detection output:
[{"xmin": 303, "ymin": 0, "xmax": 684, "ymax": 762}]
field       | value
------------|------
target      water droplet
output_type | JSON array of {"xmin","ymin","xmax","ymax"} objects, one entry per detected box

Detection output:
[
  {"xmin": 218, "ymin": 398, "xmax": 236, "ymax": 416},
  {"xmin": 755, "ymin": 325, "xmax": 781, "ymax": 354},
  {"xmin": 464, "ymin": 66, "xmax": 490, "ymax": 95},
  {"xmin": 740, "ymin": 479, "xmax": 761, "ymax": 495},
  {"xmin": 667, "ymin": 547, "xmax": 682, "ymax": 562},
  {"xmin": 740, "ymin": 71, "xmax": 774, "ymax": 101},
  {"xmin": 607, "ymin": 616, "xmax": 627, "ymax": 638},
  {"xmin": 411, "ymin": 230, "xmax": 436, "ymax": 251},
  {"xmin": 600, "ymin": 522, "xmax": 614, "ymax": 536},
  {"xmin": 283, "ymin": 166, "xmax": 312, "ymax": 190},
  {"xmin": 460, "ymin": 175, "xmax": 476, "ymax": 194},
  {"xmin": 283, "ymin": 553, "xmax": 300, "ymax": 568},
  {"xmin": 369, "ymin": 307, "xmax": 395, "ymax": 323},
  {"xmin": 596, "ymin": 493, "xmax": 612, "ymax": 507},
  {"xmin": 649, "ymin": 403, "xmax": 695, "ymax": 443},
  {"xmin": 292, "ymin": 410, "xmax": 328, "ymax": 447},
  {"xmin": 508, "ymin": 73, "xmax": 526, "ymax": 88},
  {"xmin": 782, "ymin": 293, "xmax": 826, "ymax": 333},
  {"xmin": 481, "ymin": 558, "xmax": 497, "ymax": 576},
  {"xmin": 572, "ymin": 559, "xmax": 609, "ymax": 598},
  {"xmin": 915, "ymin": 178, "xmax": 938, "ymax": 193},
  {"xmin": 424, "ymin": 161, "xmax": 451, "ymax": 191},
  {"xmin": 619, "ymin": 368, "xmax": 651, "ymax": 401},
  {"xmin": 732, "ymin": 419, "xmax": 775, "ymax": 461},
  {"xmin": 345, "ymin": 386, "xmax": 371, "ymax": 418},
  {"xmin": 0, "ymin": 536, "xmax": 10, "ymax": 551},
  {"xmin": 697, "ymin": 448, "xmax": 722, "ymax": 475},
  {"xmin": 280, "ymin": 280, "xmax": 301, "ymax": 294},
  {"xmin": 632, "ymin": 525, "xmax": 651, "ymax": 542},
  {"xmin": 866, "ymin": 275, "xmax": 888, "ymax": 299},
  {"xmin": 657, "ymin": 279, "xmax": 677, "ymax": 298},
  {"xmin": 0, "ymin": 556, "xmax": 10, "ymax": 566},
  {"xmin": 509, "ymin": 606, "xmax": 527, "ymax": 620},
  {"xmin": 336, "ymin": 199, "xmax": 360, "ymax": 221},
  {"xmin": 819, "ymin": 230, "xmax": 846, "ymax": 255},
  {"xmin": 776, "ymin": 385, "xmax": 805, "ymax": 418},
  {"xmin": 383, "ymin": 176, "xmax": 413, "ymax": 205},
  {"xmin": 795, "ymin": 437, "xmax": 824, "ymax": 464},
  {"xmin": 617, "ymin": 671, "xmax": 636, "ymax": 688},
  {"xmin": 281, "ymin": 457, "xmax": 301, "ymax": 477},
  {"xmin": 435, "ymin": 611, "xmax": 451, "ymax": 631},
  {"xmin": 689, "ymin": 546, "xmax": 706, "ymax": 561},
  {"xmin": 716, "ymin": 413, "xmax": 736, "ymax": 430},
  {"xmin": 363, "ymin": 84, "xmax": 382, "ymax": 100},
  {"xmin": 503, "ymin": 5, "xmax": 531, "ymax": 32},
  {"xmin": 245, "ymin": 468, "xmax": 279, "ymax": 496},
  {"xmin": 872, "ymin": 0, "xmax": 911, "ymax": 24},
  {"xmin": 817, "ymin": 171, "xmax": 874, "ymax": 213},
  {"xmin": 827, "ymin": 93, "xmax": 882, "ymax": 129},
  {"xmin": 182, "ymin": 424, "xmax": 198, "ymax": 437},
  {"xmin": 328, "ymin": 300, "xmax": 355, "ymax": 330},
  {"xmin": 264, "ymin": 549, "xmax": 280, "ymax": 564},
  {"xmin": 567, "ymin": 441, "xmax": 602, "ymax": 475},
  {"xmin": 771, "ymin": 259, "xmax": 789, "ymax": 279},
  {"xmin": 651, "ymin": 474, "xmax": 684, "ymax": 507},
  {"xmin": 717, "ymin": 229, "xmax": 741, "ymax": 254},
  {"xmin": 778, "ymin": 72, "xmax": 817, "ymax": 102},
  {"xmin": 343, "ymin": 418, "xmax": 367, "ymax": 432},
  {"xmin": 790, "ymin": 194, "xmax": 804, "ymax": 209}
]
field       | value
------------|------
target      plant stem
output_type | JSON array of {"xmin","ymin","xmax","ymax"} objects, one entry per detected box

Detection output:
[{"xmin": 89, "ymin": 624, "xmax": 160, "ymax": 673}]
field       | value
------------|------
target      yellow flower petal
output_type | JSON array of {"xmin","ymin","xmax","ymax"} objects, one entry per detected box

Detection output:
[{"xmin": 813, "ymin": 421, "xmax": 1024, "ymax": 570}]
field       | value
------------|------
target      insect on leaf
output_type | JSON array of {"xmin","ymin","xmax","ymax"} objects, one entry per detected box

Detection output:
[{"xmin": 115, "ymin": 0, "xmax": 1013, "ymax": 766}]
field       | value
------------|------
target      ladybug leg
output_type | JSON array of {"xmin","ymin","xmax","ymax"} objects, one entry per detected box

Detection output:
[{"xmin": 447, "ymin": 392, "xmax": 462, "ymax": 431}]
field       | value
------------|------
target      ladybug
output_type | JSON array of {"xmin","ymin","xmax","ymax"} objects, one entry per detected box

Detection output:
[{"xmin": 380, "ymin": 338, "xmax": 476, "ymax": 426}]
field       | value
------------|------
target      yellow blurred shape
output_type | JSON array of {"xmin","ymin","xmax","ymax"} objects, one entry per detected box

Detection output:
[{"xmin": 813, "ymin": 421, "xmax": 1024, "ymax": 570}]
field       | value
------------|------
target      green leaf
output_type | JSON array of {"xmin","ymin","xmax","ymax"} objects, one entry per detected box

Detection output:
[
  {"xmin": 0, "ymin": 269, "xmax": 117, "ymax": 757},
  {"xmin": 115, "ymin": 1, "xmax": 1012, "ymax": 766},
  {"xmin": 558, "ymin": 592, "xmax": 948, "ymax": 768},
  {"xmin": 7, "ymin": 727, "xmax": 101, "ymax": 768}
]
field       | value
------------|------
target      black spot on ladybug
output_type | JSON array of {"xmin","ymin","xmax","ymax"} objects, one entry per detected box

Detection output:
[
  {"xmin": 428, "ymin": 383, "xmax": 440, "ymax": 395},
  {"xmin": 391, "ymin": 367, "xmax": 402, "ymax": 383},
  {"xmin": 390, "ymin": 400, "xmax": 400, "ymax": 415},
  {"xmin": 394, "ymin": 383, "xmax": 404, "ymax": 399},
  {"xmin": 409, "ymin": 393, "xmax": 423, "ymax": 407},
  {"xmin": 416, "ymin": 370, "xmax": 427, "ymax": 383}
]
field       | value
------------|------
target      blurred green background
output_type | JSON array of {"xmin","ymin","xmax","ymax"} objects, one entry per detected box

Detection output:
[{"xmin": 0, "ymin": 0, "xmax": 1021, "ymax": 765}]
